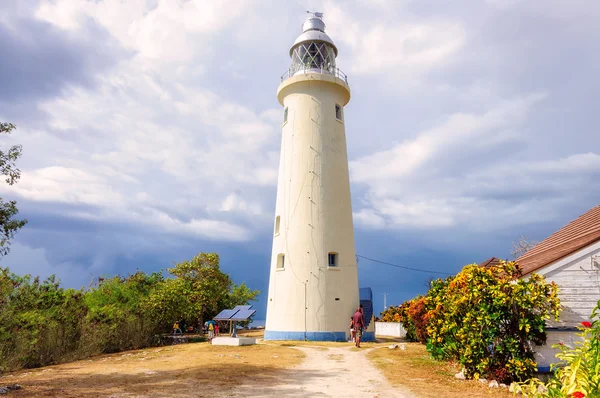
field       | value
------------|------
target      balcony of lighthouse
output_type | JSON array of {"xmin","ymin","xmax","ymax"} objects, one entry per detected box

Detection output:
[{"xmin": 280, "ymin": 64, "xmax": 348, "ymax": 84}]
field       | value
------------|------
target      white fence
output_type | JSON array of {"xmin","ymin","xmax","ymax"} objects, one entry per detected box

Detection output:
[{"xmin": 375, "ymin": 322, "xmax": 406, "ymax": 338}]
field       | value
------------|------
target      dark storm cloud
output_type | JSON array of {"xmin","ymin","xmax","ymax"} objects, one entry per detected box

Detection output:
[{"xmin": 0, "ymin": 16, "xmax": 120, "ymax": 102}]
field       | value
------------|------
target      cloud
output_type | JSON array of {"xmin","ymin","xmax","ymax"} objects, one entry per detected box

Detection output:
[
  {"xmin": 35, "ymin": 0, "xmax": 250, "ymax": 60},
  {"xmin": 0, "ymin": 11, "xmax": 118, "ymax": 102},
  {"xmin": 350, "ymin": 92, "xmax": 600, "ymax": 232},
  {"xmin": 0, "ymin": 0, "xmax": 284, "ymax": 246},
  {"xmin": 323, "ymin": 2, "xmax": 466, "ymax": 79},
  {"xmin": 351, "ymin": 93, "xmax": 546, "ymax": 184}
]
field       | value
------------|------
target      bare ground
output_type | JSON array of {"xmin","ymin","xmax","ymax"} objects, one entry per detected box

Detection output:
[
  {"xmin": 0, "ymin": 343, "xmax": 303, "ymax": 397},
  {"xmin": 235, "ymin": 343, "xmax": 415, "ymax": 397},
  {"xmin": 0, "ymin": 338, "xmax": 416, "ymax": 397}
]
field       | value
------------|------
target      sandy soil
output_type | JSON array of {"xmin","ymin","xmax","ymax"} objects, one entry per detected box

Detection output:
[
  {"xmin": 0, "ymin": 341, "xmax": 413, "ymax": 397},
  {"xmin": 234, "ymin": 344, "xmax": 415, "ymax": 397},
  {"xmin": 0, "ymin": 344, "xmax": 303, "ymax": 397}
]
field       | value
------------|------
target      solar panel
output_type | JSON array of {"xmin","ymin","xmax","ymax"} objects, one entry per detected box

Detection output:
[
  {"xmin": 233, "ymin": 305, "xmax": 253, "ymax": 312},
  {"xmin": 214, "ymin": 309, "xmax": 239, "ymax": 320},
  {"xmin": 229, "ymin": 308, "xmax": 256, "ymax": 321}
]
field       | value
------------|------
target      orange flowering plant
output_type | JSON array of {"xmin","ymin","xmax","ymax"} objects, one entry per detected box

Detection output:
[
  {"xmin": 425, "ymin": 260, "xmax": 560, "ymax": 383},
  {"xmin": 381, "ymin": 299, "xmax": 418, "ymax": 341}
]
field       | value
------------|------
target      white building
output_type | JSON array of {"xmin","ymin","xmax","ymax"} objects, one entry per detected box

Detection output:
[
  {"xmin": 516, "ymin": 205, "xmax": 600, "ymax": 371},
  {"xmin": 264, "ymin": 13, "xmax": 360, "ymax": 341}
]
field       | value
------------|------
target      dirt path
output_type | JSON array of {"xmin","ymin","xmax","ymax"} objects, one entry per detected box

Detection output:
[{"xmin": 232, "ymin": 344, "xmax": 415, "ymax": 397}]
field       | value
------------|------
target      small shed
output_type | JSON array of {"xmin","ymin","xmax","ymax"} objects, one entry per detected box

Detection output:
[{"xmin": 516, "ymin": 204, "xmax": 600, "ymax": 371}]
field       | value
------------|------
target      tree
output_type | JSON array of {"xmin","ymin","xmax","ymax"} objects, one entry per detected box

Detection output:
[
  {"xmin": 168, "ymin": 253, "xmax": 229, "ymax": 332},
  {"xmin": 0, "ymin": 122, "xmax": 27, "ymax": 257},
  {"xmin": 164, "ymin": 252, "xmax": 260, "ymax": 333},
  {"xmin": 511, "ymin": 235, "xmax": 538, "ymax": 259}
]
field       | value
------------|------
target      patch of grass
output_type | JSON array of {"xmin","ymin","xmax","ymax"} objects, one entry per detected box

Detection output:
[
  {"xmin": 327, "ymin": 354, "xmax": 344, "ymax": 361},
  {"xmin": 0, "ymin": 342, "xmax": 304, "ymax": 397},
  {"xmin": 236, "ymin": 329, "xmax": 265, "ymax": 338},
  {"xmin": 367, "ymin": 343, "xmax": 513, "ymax": 398}
]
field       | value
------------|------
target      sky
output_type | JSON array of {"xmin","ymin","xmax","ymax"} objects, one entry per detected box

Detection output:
[{"xmin": 1, "ymin": 0, "xmax": 599, "ymax": 319}]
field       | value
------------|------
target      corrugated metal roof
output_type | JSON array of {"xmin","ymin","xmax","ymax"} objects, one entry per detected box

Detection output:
[{"xmin": 517, "ymin": 205, "xmax": 600, "ymax": 275}]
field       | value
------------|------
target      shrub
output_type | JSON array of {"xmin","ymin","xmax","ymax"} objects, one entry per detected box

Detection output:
[
  {"xmin": 0, "ymin": 252, "xmax": 260, "ymax": 373},
  {"xmin": 425, "ymin": 260, "xmax": 560, "ymax": 383},
  {"xmin": 408, "ymin": 297, "xmax": 430, "ymax": 343}
]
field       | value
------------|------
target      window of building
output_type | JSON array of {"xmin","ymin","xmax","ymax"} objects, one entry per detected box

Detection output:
[
  {"xmin": 274, "ymin": 216, "xmax": 280, "ymax": 236},
  {"xmin": 335, "ymin": 104, "xmax": 342, "ymax": 121},
  {"xmin": 328, "ymin": 252, "xmax": 338, "ymax": 267},
  {"xmin": 277, "ymin": 254, "xmax": 285, "ymax": 269},
  {"xmin": 283, "ymin": 107, "xmax": 288, "ymax": 123}
]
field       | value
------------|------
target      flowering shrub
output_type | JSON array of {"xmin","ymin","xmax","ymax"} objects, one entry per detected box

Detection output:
[
  {"xmin": 408, "ymin": 297, "xmax": 430, "ymax": 343},
  {"xmin": 425, "ymin": 260, "xmax": 560, "ymax": 383},
  {"xmin": 380, "ymin": 300, "xmax": 417, "ymax": 341},
  {"xmin": 514, "ymin": 302, "xmax": 600, "ymax": 397}
]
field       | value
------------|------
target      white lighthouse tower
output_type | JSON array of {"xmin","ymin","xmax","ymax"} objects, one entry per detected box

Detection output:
[{"xmin": 264, "ymin": 12, "xmax": 359, "ymax": 341}]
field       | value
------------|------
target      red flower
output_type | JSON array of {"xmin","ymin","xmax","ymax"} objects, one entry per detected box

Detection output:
[
  {"xmin": 572, "ymin": 392, "xmax": 585, "ymax": 398},
  {"xmin": 581, "ymin": 321, "xmax": 592, "ymax": 328}
]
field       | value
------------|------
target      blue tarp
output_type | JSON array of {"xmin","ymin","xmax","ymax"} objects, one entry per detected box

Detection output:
[
  {"xmin": 359, "ymin": 287, "xmax": 373, "ymax": 329},
  {"xmin": 359, "ymin": 287, "xmax": 372, "ymax": 302}
]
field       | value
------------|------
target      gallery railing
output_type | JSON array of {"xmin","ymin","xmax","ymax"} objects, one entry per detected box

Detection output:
[{"xmin": 280, "ymin": 66, "xmax": 348, "ymax": 84}]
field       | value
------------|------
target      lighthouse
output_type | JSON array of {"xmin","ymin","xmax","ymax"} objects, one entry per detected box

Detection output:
[{"xmin": 264, "ymin": 12, "xmax": 359, "ymax": 341}]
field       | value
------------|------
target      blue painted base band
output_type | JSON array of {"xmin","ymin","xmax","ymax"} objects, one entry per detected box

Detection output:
[
  {"xmin": 264, "ymin": 330, "xmax": 348, "ymax": 342},
  {"xmin": 537, "ymin": 366, "xmax": 551, "ymax": 373}
]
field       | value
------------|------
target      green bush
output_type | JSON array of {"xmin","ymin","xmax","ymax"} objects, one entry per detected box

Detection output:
[
  {"xmin": 383, "ymin": 260, "xmax": 560, "ymax": 383},
  {"xmin": 425, "ymin": 260, "xmax": 560, "ymax": 383},
  {"xmin": 0, "ymin": 252, "xmax": 259, "ymax": 373}
]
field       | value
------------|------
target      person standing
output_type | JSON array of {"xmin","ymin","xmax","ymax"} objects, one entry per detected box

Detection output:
[
  {"xmin": 215, "ymin": 322, "xmax": 219, "ymax": 336},
  {"xmin": 173, "ymin": 321, "xmax": 182, "ymax": 335},
  {"xmin": 208, "ymin": 322, "xmax": 215, "ymax": 342},
  {"xmin": 352, "ymin": 308, "xmax": 365, "ymax": 348},
  {"xmin": 349, "ymin": 317, "xmax": 356, "ymax": 343}
]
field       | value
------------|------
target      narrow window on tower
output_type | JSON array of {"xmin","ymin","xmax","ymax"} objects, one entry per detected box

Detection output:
[
  {"xmin": 328, "ymin": 252, "xmax": 338, "ymax": 267},
  {"xmin": 277, "ymin": 254, "xmax": 285, "ymax": 269},
  {"xmin": 274, "ymin": 216, "xmax": 280, "ymax": 236},
  {"xmin": 283, "ymin": 107, "xmax": 289, "ymax": 124},
  {"xmin": 335, "ymin": 104, "xmax": 343, "ymax": 121}
]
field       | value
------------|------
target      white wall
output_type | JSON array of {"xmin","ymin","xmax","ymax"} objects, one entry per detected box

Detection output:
[
  {"xmin": 375, "ymin": 322, "xmax": 406, "ymax": 338},
  {"xmin": 535, "ymin": 330, "xmax": 584, "ymax": 371},
  {"xmin": 532, "ymin": 240, "xmax": 600, "ymax": 328}
]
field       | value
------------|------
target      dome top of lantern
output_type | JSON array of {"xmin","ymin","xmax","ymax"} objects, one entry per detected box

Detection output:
[{"xmin": 289, "ymin": 12, "xmax": 338, "ymax": 57}]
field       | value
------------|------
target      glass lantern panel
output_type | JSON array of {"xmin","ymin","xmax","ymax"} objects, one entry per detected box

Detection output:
[{"xmin": 291, "ymin": 41, "xmax": 336, "ymax": 75}]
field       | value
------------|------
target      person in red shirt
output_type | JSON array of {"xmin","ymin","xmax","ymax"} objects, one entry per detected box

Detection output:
[{"xmin": 352, "ymin": 308, "xmax": 365, "ymax": 347}]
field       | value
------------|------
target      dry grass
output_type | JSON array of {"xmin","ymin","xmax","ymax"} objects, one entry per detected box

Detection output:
[
  {"xmin": 236, "ymin": 329, "xmax": 265, "ymax": 338},
  {"xmin": 0, "ymin": 342, "xmax": 304, "ymax": 397},
  {"xmin": 368, "ymin": 342, "xmax": 513, "ymax": 398}
]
